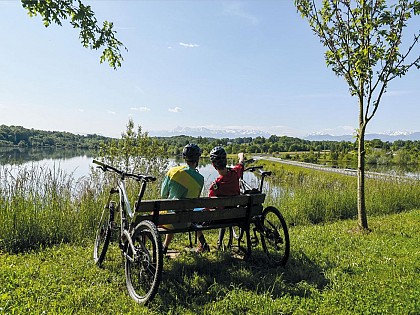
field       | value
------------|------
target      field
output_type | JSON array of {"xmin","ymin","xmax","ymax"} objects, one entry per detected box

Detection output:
[
  {"xmin": 1, "ymin": 210, "xmax": 419, "ymax": 314},
  {"xmin": 1, "ymin": 160, "xmax": 419, "ymax": 314}
]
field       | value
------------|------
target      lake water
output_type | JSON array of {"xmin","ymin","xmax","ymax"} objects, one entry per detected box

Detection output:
[
  {"xmin": 1, "ymin": 147, "xmax": 418, "ymax": 190},
  {"xmin": 0, "ymin": 148, "xmax": 261, "ymax": 191}
]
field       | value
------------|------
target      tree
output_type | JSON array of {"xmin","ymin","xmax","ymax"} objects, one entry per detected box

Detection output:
[
  {"xmin": 21, "ymin": 0, "xmax": 126, "ymax": 69},
  {"xmin": 295, "ymin": 0, "xmax": 420, "ymax": 230}
]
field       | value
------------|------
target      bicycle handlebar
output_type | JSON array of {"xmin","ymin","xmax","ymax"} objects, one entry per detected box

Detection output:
[
  {"xmin": 244, "ymin": 165, "xmax": 271, "ymax": 177},
  {"xmin": 244, "ymin": 165, "xmax": 263, "ymax": 172},
  {"xmin": 92, "ymin": 160, "xmax": 157, "ymax": 182}
]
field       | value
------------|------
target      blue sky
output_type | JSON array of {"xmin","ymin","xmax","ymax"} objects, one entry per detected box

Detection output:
[{"xmin": 1, "ymin": 0, "xmax": 419, "ymax": 139}]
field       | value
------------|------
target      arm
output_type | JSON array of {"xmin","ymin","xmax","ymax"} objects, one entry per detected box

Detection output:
[
  {"xmin": 161, "ymin": 175, "xmax": 170, "ymax": 198},
  {"xmin": 238, "ymin": 152, "xmax": 245, "ymax": 165}
]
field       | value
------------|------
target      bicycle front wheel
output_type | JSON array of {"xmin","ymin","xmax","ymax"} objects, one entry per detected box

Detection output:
[
  {"xmin": 93, "ymin": 200, "xmax": 115, "ymax": 266},
  {"xmin": 125, "ymin": 220, "xmax": 163, "ymax": 305},
  {"xmin": 260, "ymin": 206, "xmax": 290, "ymax": 266}
]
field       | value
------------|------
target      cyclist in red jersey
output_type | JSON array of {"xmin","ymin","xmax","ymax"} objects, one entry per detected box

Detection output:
[
  {"xmin": 208, "ymin": 147, "xmax": 244, "ymax": 197},
  {"xmin": 196, "ymin": 146, "xmax": 244, "ymax": 252}
]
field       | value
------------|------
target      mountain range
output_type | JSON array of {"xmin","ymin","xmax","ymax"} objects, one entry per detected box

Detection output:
[
  {"xmin": 149, "ymin": 126, "xmax": 272, "ymax": 139},
  {"xmin": 305, "ymin": 132, "xmax": 420, "ymax": 142},
  {"xmin": 149, "ymin": 126, "xmax": 420, "ymax": 142}
]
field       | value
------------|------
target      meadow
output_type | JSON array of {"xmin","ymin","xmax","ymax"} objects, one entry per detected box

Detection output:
[
  {"xmin": 0, "ymin": 210, "xmax": 418, "ymax": 314},
  {"xmin": 0, "ymin": 160, "xmax": 419, "ymax": 314}
]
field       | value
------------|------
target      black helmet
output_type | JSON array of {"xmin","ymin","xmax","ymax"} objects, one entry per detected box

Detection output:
[
  {"xmin": 210, "ymin": 146, "xmax": 227, "ymax": 168},
  {"xmin": 182, "ymin": 143, "xmax": 201, "ymax": 162}
]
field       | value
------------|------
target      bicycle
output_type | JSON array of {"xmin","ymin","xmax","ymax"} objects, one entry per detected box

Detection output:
[
  {"xmin": 92, "ymin": 159, "xmax": 163, "ymax": 304},
  {"xmin": 218, "ymin": 163, "xmax": 290, "ymax": 266}
]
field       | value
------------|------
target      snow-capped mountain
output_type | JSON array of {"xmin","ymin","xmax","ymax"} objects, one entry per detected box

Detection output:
[
  {"xmin": 149, "ymin": 126, "xmax": 271, "ymax": 139},
  {"xmin": 305, "ymin": 131, "xmax": 420, "ymax": 142}
]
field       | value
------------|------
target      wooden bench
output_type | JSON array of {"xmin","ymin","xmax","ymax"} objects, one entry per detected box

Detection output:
[{"xmin": 133, "ymin": 193, "xmax": 266, "ymax": 256}]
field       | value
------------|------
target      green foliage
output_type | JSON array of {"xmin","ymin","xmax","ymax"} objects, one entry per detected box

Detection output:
[
  {"xmin": 1, "ymin": 210, "xmax": 418, "ymax": 314},
  {"xmin": 21, "ymin": 0, "xmax": 126, "ymax": 69},
  {"xmin": 0, "ymin": 124, "xmax": 110, "ymax": 149},
  {"xmin": 97, "ymin": 119, "xmax": 168, "ymax": 197}
]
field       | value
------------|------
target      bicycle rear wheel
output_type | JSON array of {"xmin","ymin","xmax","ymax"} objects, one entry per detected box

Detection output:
[
  {"xmin": 125, "ymin": 220, "xmax": 163, "ymax": 305},
  {"xmin": 93, "ymin": 200, "xmax": 115, "ymax": 266},
  {"xmin": 260, "ymin": 206, "xmax": 290, "ymax": 266}
]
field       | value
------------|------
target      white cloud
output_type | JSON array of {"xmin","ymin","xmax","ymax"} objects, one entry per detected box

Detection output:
[
  {"xmin": 107, "ymin": 110, "xmax": 116, "ymax": 115},
  {"xmin": 168, "ymin": 107, "xmax": 182, "ymax": 113},
  {"xmin": 131, "ymin": 106, "xmax": 151, "ymax": 112},
  {"xmin": 179, "ymin": 42, "xmax": 199, "ymax": 48}
]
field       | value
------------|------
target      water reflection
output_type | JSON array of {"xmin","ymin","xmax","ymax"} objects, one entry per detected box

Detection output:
[
  {"xmin": 0, "ymin": 149, "xmax": 262, "ymax": 194},
  {"xmin": 0, "ymin": 147, "xmax": 95, "ymax": 165}
]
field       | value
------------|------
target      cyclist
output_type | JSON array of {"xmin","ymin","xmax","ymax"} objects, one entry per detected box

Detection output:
[
  {"xmin": 161, "ymin": 143, "xmax": 205, "ymax": 255},
  {"xmin": 207, "ymin": 146, "xmax": 245, "ymax": 250},
  {"xmin": 209, "ymin": 146, "xmax": 245, "ymax": 197}
]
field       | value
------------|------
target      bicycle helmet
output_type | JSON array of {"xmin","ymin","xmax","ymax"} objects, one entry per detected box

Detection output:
[
  {"xmin": 210, "ymin": 146, "xmax": 227, "ymax": 169},
  {"xmin": 182, "ymin": 143, "xmax": 202, "ymax": 162}
]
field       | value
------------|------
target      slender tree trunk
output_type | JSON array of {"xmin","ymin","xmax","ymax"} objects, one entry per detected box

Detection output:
[{"xmin": 357, "ymin": 122, "xmax": 369, "ymax": 230}]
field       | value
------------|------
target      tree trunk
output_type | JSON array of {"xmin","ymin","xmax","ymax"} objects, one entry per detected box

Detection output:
[{"xmin": 357, "ymin": 125, "xmax": 369, "ymax": 230}]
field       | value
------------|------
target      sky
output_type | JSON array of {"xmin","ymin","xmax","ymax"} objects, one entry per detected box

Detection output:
[{"xmin": 1, "ymin": 0, "xmax": 419, "ymax": 139}]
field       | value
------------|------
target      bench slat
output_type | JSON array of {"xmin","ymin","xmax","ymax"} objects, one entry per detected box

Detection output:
[
  {"xmin": 136, "ymin": 205, "xmax": 265, "ymax": 226},
  {"xmin": 135, "ymin": 194, "xmax": 266, "ymax": 213},
  {"xmin": 139, "ymin": 208, "xmax": 244, "ymax": 225}
]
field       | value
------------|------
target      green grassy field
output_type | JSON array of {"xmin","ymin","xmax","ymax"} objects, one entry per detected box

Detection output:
[{"xmin": 1, "ymin": 210, "xmax": 418, "ymax": 315}]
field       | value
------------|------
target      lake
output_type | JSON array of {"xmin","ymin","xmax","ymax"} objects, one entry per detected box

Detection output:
[
  {"xmin": 1, "ymin": 147, "xmax": 418, "ymax": 189},
  {"xmin": 0, "ymin": 147, "xmax": 262, "ymax": 191}
]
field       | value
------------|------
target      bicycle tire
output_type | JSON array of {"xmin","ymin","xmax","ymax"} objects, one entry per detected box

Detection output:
[
  {"xmin": 125, "ymin": 220, "xmax": 163, "ymax": 305},
  {"xmin": 93, "ymin": 200, "xmax": 115, "ymax": 266},
  {"xmin": 260, "ymin": 206, "xmax": 290, "ymax": 266}
]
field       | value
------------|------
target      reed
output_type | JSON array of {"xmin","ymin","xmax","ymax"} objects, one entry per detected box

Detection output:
[{"xmin": 258, "ymin": 160, "xmax": 420, "ymax": 226}]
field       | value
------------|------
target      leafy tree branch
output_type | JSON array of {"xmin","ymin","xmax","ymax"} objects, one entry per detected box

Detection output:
[{"xmin": 21, "ymin": 0, "xmax": 126, "ymax": 69}]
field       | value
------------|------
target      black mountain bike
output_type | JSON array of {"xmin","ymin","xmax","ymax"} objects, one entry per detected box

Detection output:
[{"xmin": 92, "ymin": 160, "xmax": 162, "ymax": 305}]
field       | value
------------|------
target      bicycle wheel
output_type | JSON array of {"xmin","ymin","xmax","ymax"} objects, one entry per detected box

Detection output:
[
  {"xmin": 260, "ymin": 206, "xmax": 290, "ymax": 266},
  {"xmin": 93, "ymin": 200, "xmax": 115, "ymax": 266},
  {"xmin": 125, "ymin": 220, "xmax": 163, "ymax": 305}
]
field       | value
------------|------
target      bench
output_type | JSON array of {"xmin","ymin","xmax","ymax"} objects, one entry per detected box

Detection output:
[{"xmin": 133, "ymin": 193, "xmax": 266, "ymax": 256}]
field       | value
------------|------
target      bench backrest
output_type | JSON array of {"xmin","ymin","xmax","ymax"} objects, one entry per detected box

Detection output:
[{"xmin": 134, "ymin": 194, "xmax": 266, "ymax": 228}]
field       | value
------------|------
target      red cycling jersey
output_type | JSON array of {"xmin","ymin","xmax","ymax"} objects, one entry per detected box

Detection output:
[{"xmin": 208, "ymin": 163, "xmax": 244, "ymax": 197}]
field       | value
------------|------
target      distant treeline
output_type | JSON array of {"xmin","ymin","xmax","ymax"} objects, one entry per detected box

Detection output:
[
  {"xmin": 1, "ymin": 125, "xmax": 419, "ymax": 166},
  {"xmin": 0, "ymin": 125, "xmax": 112, "ymax": 149},
  {"xmin": 156, "ymin": 135, "xmax": 420, "ymax": 166}
]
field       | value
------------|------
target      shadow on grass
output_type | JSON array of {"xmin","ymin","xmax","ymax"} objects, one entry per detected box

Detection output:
[{"xmin": 153, "ymin": 248, "xmax": 329, "ymax": 311}]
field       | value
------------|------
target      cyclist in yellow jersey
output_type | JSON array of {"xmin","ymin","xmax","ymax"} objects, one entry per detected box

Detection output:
[{"xmin": 161, "ymin": 144, "xmax": 206, "ymax": 254}]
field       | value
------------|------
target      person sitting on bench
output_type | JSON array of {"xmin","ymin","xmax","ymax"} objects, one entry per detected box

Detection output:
[{"xmin": 198, "ymin": 146, "xmax": 244, "ymax": 251}]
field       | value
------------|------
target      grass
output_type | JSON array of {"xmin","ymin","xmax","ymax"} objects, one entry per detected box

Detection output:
[
  {"xmin": 256, "ymin": 160, "xmax": 420, "ymax": 226},
  {"xmin": 1, "ymin": 210, "xmax": 419, "ymax": 314}
]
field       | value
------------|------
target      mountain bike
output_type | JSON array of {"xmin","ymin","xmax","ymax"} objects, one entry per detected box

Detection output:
[
  {"xmin": 92, "ymin": 159, "xmax": 162, "ymax": 305},
  {"xmin": 218, "ymin": 164, "xmax": 290, "ymax": 266}
]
